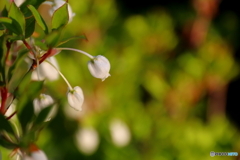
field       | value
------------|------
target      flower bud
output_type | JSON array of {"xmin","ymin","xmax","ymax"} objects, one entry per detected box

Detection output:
[
  {"xmin": 67, "ymin": 86, "xmax": 84, "ymax": 111},
  {"xmin": 88, "ymin": 55, "xmax": 110, "ymax": 81}
]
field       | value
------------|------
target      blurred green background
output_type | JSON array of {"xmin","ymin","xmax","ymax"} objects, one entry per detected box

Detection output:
[{"xmin": 2, "ymin": 0, "xmax": 240, "ymax": 159}]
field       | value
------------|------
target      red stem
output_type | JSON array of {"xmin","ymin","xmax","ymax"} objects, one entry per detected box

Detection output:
[
  {"xmin": 22, "ymin": 39, "xmax": 34, "ymax": 56},
  {"xmin": 0, "ymin": 87, "xmax": 8, "ymax": 114},
  {"xmin": 22, "ymin": 40, "xmax": 53, "ymax": 69},
  {"xmin": 6, "ymin": 111, "xmax": 17, "ymax": 120},
  {"xmin": 40, "ymin": 48, "xmax": 52, "ymax": 63}
]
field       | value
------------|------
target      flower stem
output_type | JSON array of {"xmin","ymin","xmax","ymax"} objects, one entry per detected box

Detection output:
[
  {"xmin": 57, "ymin": 48, "xmax": 94, "ymax": 59},
  {"xmin": 22, "ymin": 39, "xmax": 35, "ymax": 56},
  {"xmin": 36, "ymin": 59, "xmax": 40, "ymax": 81},
  {"xmin": 0, "ymin": 87, "xmax": 8, "ymax": 114},
  {"xmin": 45, "ymin": 60, "xmax": 73, "ymax": 90},
  {"xmin": 6, "ymin": 111, "xmax": 17, "ymax": 120}
]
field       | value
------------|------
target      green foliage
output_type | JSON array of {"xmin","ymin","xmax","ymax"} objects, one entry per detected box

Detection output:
[
  {"xmin": 51, "ymin": 3, "xmax": 69, "ymax": 30},
  {"xmin": 27, "ymin": 5, "xmax": 48, "ymax": 34},
  {"xmin": 0, "ymin": 114, "xmax": 15, "ymax": 136},
  {"xmin": 33, "ymin": 105, "xmax": 53, "ymax": 128},
  {"xmin": 57, "ymin": 35, "xmax": 87, "ymax": 47},
  {"xmin": 0, "ymin": 17, "xmax": 20, "ymax": 35},
  {"xmin": 1, "ymin": 0, "xmax": 240, "ymax": 160},
  {"xmin": 8, "ymin": 2, "xmax": 25, "ymax": 36},
  {"xmin": 45, "ymin": 29, "xmax": 62, "ymax": 47}
]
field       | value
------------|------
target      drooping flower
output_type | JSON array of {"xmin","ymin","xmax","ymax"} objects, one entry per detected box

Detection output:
[
  {"xmin": 31, "ymin": 150, "xmax": 48, "ymax": 160},
  {"xmin": 31, "ymin": 56, "xmax": 59, "ymax": 81},
  {"xmin": 33, "ymin": 94, "xmax": 54, "ymax": 114},
  {"xmin": 21, "ymin": 144, "xmax": 48, "ymax": 160},
  {"xmin": 55, "ymin": 48, "xmax": 111, "ymax": 81},
  {"xmin": 33, "ymin": 94, "xmax": 56, "ymax": 120},
  {"xmin": 67, "ymin": 86, "xmax": 84, "ymax": 111},
  {"xmin": 23, "ymin": 151, "xmax": 48, "ymax": 160},
  {"xmin": 88, "ymin": 55, "xmax": 111, "ymax": 81},
  {"xmin": 75, "ymin": 127, "xmax": 99, "ymax": 155},
  {"xmin": 23, "ymin": 145, "xmax": 48, "ymax": 160},
  {"xmin": 109, "ymin": 119, "xmax": 131, "ymax": 147}
]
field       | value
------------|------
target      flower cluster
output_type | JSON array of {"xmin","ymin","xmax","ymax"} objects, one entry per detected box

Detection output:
[
  {"xmin": 0, "ymin": 0, "xmax": 110, "ymax": 159},
  {"xmin": 39, "ymin": 48, "xmax": 110, "ymax": 111}
]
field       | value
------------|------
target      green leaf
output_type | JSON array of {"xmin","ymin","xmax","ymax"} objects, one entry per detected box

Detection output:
[
  {"xmin": 0, "ymin": 0, "xmax": 6, "ymax": 12},
  {"xmin": 17, "ymin": 81, "xmax": 47, "ymax": 133},
  {"xmin": 52, "ymin": 3, "xmax": 69, "ymax": 30},
  {"xmin": 33, "ymin": 105, "xmax": 53, "ymax": 128},
  {"xmin": 0, "ymin": 23, "xmax": 5, "ymax": 30},
  {"xmin": 0, "ymin": 135, "xmax": 18, "ymax": 149},
  {"xmin": 24, "ymin": 16, "xmax": 35, "ymax": 38},
  {"xmin": 18, "ymin": 100, "xmax": 34, "ymax": 133},
  {"xmin": 19, "ymin": 0, "xmax": 46, "ymax": 38},
  {"xmin": 7, "ymin": 57, "xmax": 29, "ymax": 94},
  {"xmin": 35, "ymin": 39, "xmax": 48, "ymax": 50},
  {"xmin": 0, "ymin": 17, "xmax": 12, "ymax": 24},
  {"xmin": 0, "ymin": 114, "xmax": 15, "ymax": 135},
  {"xmin": 1, "ymin": 4, "xmax": 9, "ymax": 17},
  {"xmin": 27, "ymin": 5, "xmax": 48, "ymax": 34},
  {"xmin": 0, "ymin": 17, "xmax": 21, "ymax": 35},
  {"xmin": 7, "ymin": 49, "xmax": 28, "ymax": 82},
  {"xmin": 45, "ymin": 29, "xmax": 62, "ymax": 47},
  {"xmin": 18, "ymin": 81, "xmax": 44, "ymax": 99},
  {"xmin": 8, "ymin": 2, "xmax": 25, "ymax": 36},
  {"xmin": 57, "ymin": 35, "xmax": 87, "ymax": 47},
  {"xmin": 20, "ymin": 0, "xmax": 46, "ymax": 16},
  {"xmin": 0, "ymin": 36, "xmax": 5, "ymax": 82},
  {"xmin": 0, "ymin": 30, "xmax": 5, "ymax": 36}
]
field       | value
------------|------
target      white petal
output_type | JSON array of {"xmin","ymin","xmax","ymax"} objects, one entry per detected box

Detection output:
[
  {"xmin": 33, "ymin": 94, "xmax": 54, "ymax": 114},
  {"xmin": 31, "ymin": 69, "xmax": 45, "ymax": 81},
  {"xmin": 31, "ymin": 150, "xmax": 48, "ymax": 160},
  {"xmin": 67, "ymin": 86, "xmax": 84, "ymax": 111},
  {"xmin": 75, "ymin": 127, "xmax": 99, "ymax": 155},
  {"xmin": 41, "ymin": 57, "xmax": 59, "ymax": 81},
  {"xmin": 88, "ymin": 55, "xmax": 111, "ymax": 81},
  {"xmin": 31, "ymin": 57, "xmax": 59, "ymax": 81}
]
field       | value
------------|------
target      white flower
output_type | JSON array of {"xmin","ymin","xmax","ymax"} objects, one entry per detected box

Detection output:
[
  {"xmin": 23, "ymin": 150, "xmax": 48, "ymax": 160},
  {"xmin": 75, "ymin": 127, "xmax": 99, "ymax": 155},
  {"xmin": 31, "ymin": 56, "xmax": 59, "ymax": 81},
  {"xmin": 31, "ymin": 150, "xmax": 48, "ymax": 160},
  {"xmin": 33, "ymin": 94, "xmax": 56, "ymax": 120},
  {"xmin": 33, "ymin": 94, "xmax": 54, "ymax": 114},
  {"xmin": 110, "ymin": 119, "xmax": 131, "ymax": 147},
  {"xmin": 49, "ymin": 0, "xmax": 76, "ymax": 22},
  {"xmin": 67, "ymin": 86, "xmax": 84, "ymax": 111},
  {"xmin": 88, "ymin": 55, "xmax": 111, "ymax": 81}
]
